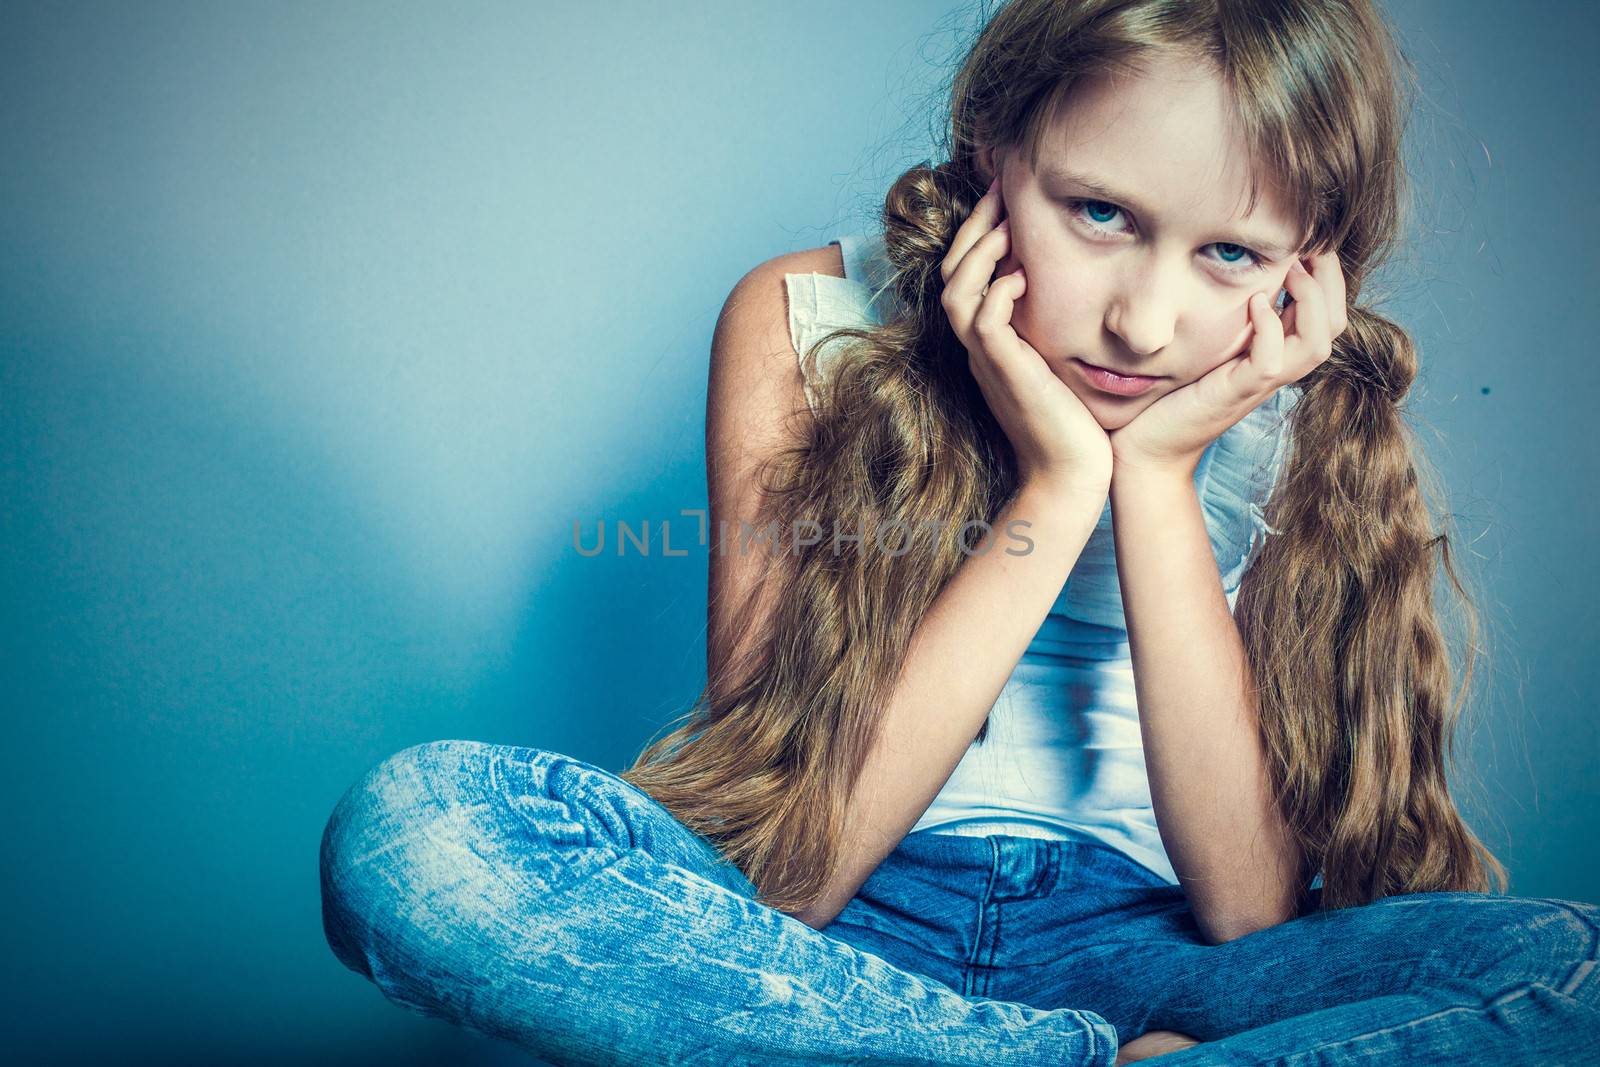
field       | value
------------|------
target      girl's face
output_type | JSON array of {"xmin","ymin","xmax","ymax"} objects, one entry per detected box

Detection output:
[{"xmin": 988, "ymin": 51, "xmax": 1308, "ymax": 430}]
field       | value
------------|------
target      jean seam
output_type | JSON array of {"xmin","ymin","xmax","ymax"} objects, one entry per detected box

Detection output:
[
  {"xmin": 962, "ymin": 838, "xmax": 1004, "ymax": 997},
  {"xmin": 1561, "ymin": 959, "xmax": 1596, "ymax": 1001},
  {"xmin": 1043, "ymin": 841, "xmax": 1063, "ymax": 898}
]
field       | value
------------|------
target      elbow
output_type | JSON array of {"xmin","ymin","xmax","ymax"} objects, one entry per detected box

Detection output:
[
  {"xmin": 1203, "ymin": 895, "xmax": 1299, "ymax": 940},
  {"xmin": 1196, "ymin": 899, "xmax": 1298, "ymax": 945},
  {"xmin": 1195, "ymin": 852, "xmax": 1310, "ymax": 944},
  {"xmin": 782, "ymin": 889, "xmax": 846, "ymax": 931},
  {"xmin": 785, "ymin": 905, "xmax": 841, "ymax": 932},
  {"xmin": 1198, "ymin": 915, "xmax": 1266, "ymax": 946}
]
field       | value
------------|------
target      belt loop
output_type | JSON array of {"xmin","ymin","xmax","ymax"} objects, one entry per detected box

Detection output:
[
  {"xmin": 1041, "ymin": 837, "xmax": 1066, "ymax": 898},
  {"xmin": 988, "ymin": 835, "xmax": 1057, "ymax": 901}
]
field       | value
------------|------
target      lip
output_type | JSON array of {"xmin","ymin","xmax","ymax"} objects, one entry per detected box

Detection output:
[{"xmin": 1071, "ymin": 358, "xmax": 1164, "ymax": 397}]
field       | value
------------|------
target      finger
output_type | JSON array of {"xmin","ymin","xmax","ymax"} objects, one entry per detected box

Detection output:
[
  {"xmin": 940, "ymin": 178, "xmax": 1006, "ymax": 285},
  {"xmin": 1247, "ymin": 289, "xmax": 1285, "ymax": 383},
  {"xmin": 942, "ymin": 220, "xmax": 1011, "ymax": 341},
  {"xmin": 1283, "ymin": 258, "xmax": 1331, "ymax": 374},
  {"xmin": 968, "ymin": 267, "xmax": 1029, "ymax": 376},
  {"xmin": 1276, "ymin": 286, "xmax": 1297, "ymax": 339},
  {"xmin": 1305, "ymin": 248, "xmax": 1349, "ymax": 337}
]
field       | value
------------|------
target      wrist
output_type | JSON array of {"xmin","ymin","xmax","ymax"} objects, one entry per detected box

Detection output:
[
  {"xmin": 1017, "ymin": 471, "xmax": 1111, "ymax": 515},
  {"xmin": 1109, "ymin": 459, "xmax": 1196, "ymax": 495},
  {"xmin": 1110, "ymin": 445, "xmax": 1201, "ymax": 484}
]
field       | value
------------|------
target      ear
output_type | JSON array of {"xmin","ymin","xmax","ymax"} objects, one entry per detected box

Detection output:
[{"xmin": 976, "ymin": 144, "xmax": 1000, "ymax": 186}]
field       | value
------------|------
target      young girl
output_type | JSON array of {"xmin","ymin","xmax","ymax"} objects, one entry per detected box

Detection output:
[{"xmin": 319, "ymin": 1, "xmax": 1599, "ymax": 1063}]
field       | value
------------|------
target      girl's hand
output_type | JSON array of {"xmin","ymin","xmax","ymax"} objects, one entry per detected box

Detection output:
[
  {"xmin": 1107, "ymin": 249, "xmax": 1349, "ymax": 478},
  {"xmin": 1113, "ymin": 1029, "xmax": 1202, "ymax": 1063},
  {"xmin": 942, "ymin": 177, "xmax": 1113, "ymax": 496}
]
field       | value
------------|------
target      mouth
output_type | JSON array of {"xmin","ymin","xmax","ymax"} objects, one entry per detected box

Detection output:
[{"xmin": 1070, "ymin": 358, "xmax": 1165, "ymax": 397}]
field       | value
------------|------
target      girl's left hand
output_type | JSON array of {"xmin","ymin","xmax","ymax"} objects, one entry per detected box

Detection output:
[{"xmin": 1107, "ymin": 249, "xmax": 1348, "ymax": 477}]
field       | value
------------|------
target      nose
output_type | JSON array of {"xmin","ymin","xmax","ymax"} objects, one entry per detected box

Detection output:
[{"xmin": 1104, "ymin": 270, "xmax": 1177, "ymax": 359}]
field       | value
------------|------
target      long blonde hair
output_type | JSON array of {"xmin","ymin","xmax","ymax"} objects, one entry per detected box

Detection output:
[{"xmin": 620, "ymin": 0, "xmax": 1507, "ymax": 916}]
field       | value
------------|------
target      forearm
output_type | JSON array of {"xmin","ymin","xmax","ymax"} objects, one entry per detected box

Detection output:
[
  {"xmin": 791, "ymin": 477, "xmax": 1108, "ymax": 929},
  {"xmin": 1109, "ymin": 465, "xmax": 1301, "ymax": 943}
]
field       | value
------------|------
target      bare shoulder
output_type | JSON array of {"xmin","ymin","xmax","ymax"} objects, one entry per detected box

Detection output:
[
  {"xmin": 707, "ymin": 243, "xmax": 843, "ymax": 426},
  {"xmin": 717, "ymin": 242, "xmax": 845, "ymax": 354},
  {"xmin": 703, "ymin": 242, "xmax": 843, "ymax": 689}
]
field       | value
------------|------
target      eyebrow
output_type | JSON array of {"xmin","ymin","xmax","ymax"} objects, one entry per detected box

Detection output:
[{"xmin": 1040, "ymin": 164, "xmax": 1298, "ymax": 259}]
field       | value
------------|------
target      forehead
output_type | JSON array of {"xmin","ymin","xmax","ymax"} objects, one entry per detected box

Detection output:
[{"xmin": 1033, "ymin": 54, "xmax": 1300, "ymax": 240}]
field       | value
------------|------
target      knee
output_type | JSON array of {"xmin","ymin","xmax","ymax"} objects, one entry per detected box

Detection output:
[
  {"xmin": 318, "ymin": 740, "xmax": 489, "ymax": 979},
  {"xmin": 1471, "ymin": 898, "xmax": 1600, "ymax": 993},
  {"xmin": 1532, "ymin": 900, "xmax": 1600, "ymax": 989}
]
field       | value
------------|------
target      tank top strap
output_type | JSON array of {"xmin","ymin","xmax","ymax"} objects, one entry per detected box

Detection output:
[
  {"xmin": 834, "ymin": 231, "xmax": 900, "ymax": 321},
  {"xmin": 782, "ymin": 230, "xmax": 899, "ymax": 414}
]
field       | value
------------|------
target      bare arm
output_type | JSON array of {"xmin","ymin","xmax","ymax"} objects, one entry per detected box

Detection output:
[
  {"xmin": 1108, "ymin": 465, "xmax": 1303, "ymax": 944},
  {"xmin": 704, "ymin": 253, "xmax": 820, "ymax": 699},
  {"xmin": 705, "ymin": 247, "xmax": 1106, "ymax": 931},
  {"xmin": 789, "ymin": 477, "xmax": 1108, "ymax": 929}
]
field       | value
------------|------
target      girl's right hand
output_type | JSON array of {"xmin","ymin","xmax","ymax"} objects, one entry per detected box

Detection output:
[{"xmin": 940, "ymin": 178, "xmax": 1112, "ymax": 496}]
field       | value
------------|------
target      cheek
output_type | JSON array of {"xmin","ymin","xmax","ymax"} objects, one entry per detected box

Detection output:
[
  {"xmin": 1189, "ymin": 302, "xmax": 1256, "ymax": 371},
  {"xmin": 1004, "ymin": 245, "xmax": 1107, "ymax": 352}
]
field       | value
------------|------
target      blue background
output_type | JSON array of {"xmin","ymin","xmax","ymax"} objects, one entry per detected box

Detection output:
[{"xmin": 2, "ymin": 1, "xmax": 1594, "ymax": 1062}]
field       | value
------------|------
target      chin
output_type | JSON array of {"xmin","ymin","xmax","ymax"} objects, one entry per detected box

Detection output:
[
  {"xmin": 1092, "ymin": 408, "xmax": 1139, "ymax": 432},
  {"xmin": 1073, "ymin": 388, "xmax": 1150, "ymax": 431}
]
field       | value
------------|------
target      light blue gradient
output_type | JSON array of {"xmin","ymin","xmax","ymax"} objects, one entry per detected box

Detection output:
[{"xmin": 1, "ymin": 1, "xmax": 1594, "ymax": 1063}]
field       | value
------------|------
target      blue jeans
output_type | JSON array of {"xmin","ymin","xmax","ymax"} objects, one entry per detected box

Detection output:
[{"xmin": 319, "ymin": 740, "xmax": 1600, "ymax": 1065}]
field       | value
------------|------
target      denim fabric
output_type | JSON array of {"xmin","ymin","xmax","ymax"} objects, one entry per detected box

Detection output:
[{"xmin": 321, "ymin": 739, "xmax": 1600, "ymax": 1066}]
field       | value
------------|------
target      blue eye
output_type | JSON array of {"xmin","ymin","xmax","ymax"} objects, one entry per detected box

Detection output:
[
  {"xmin": 1083, "ymin": 200, "xmax": 1120, "ymax": 225},
  {"xmin": 1067, "ymin": 199, "xmax": 1268, "ymax": 274}
]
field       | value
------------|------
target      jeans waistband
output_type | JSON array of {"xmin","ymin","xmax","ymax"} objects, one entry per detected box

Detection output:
[{"xmin": 903, "ymin": 823, "xmax": 1164, "ymax": 900}]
